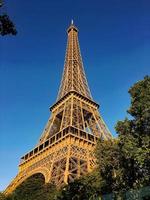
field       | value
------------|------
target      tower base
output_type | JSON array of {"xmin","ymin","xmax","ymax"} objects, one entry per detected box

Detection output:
[{"xmin": 5, "ymin": 126, "xmax": 97, "ymax": 195}]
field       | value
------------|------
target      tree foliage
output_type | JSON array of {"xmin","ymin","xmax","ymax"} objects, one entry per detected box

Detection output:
[
  {"xmin": 0, "ymin": 1, "xmax": 17, "ymax": 35},
  {"xmin": 0, "ymin": 14, "xmax": 17, "ymax": 35},
  {"xmin": 95, "ymin": 139, "xmax": 124, "ymax": 195},
  {"xmin": 57, "ymin": 171, "xmax": 102, "ymax": 200},
  {"xmin": 95, "ymin": 75, "xmax": 150, "ymax": 196},
  {"xmin": 0, "ymin": 192, "xmax": 6, "ymax": 200},
  {"xmin": 116, "ymin": 76, "xmax": 150, "ymax": 189}
]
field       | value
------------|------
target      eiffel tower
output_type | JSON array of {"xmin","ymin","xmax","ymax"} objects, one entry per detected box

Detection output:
[{"xmin": 5, "ymin": 21, "xmax": 112, "ymax": 195}]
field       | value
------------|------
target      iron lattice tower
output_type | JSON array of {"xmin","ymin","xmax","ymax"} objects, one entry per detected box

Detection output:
[{"xmin": 5, "ymin": 22, "xmax": 112, "ymax": 194}]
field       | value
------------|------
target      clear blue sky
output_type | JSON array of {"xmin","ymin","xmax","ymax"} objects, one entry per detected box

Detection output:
[{"xmin": 0, "ymin": 0, "xmax": 150, "ymax": 191}]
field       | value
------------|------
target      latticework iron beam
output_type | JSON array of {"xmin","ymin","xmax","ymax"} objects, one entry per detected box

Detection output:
[{"xmin": 5, "ymin": 22, "xmax": 112, "ymax": 195}]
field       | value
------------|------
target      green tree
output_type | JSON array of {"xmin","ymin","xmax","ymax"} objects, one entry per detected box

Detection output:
[
  {"xmin": 57, "ymin": 171, "xmax": 102, "ymax": 200},
  {"xmin": 95, "ymin": 139, "xmax": 124, "ymax": 195},
  {"xmin": 116, "ymin": 76, "xmax": 150, "ymax": 189},
  {"xmin": 95, "ymin": 76, "xmax": 150, "ymax": 196},
  {"xmin": 57, "ymin": 179, "xmax": 93, "ymax": 200},
  {"xmin": 80, "ymin": 170, "xmax": 102, "ymax": 198},
  {"xmin": 0, "ymin": 0, "xmax": 17, "ymax": 35},
  {"xmin": 0, "ymin": 192, "xmax": 6, "ymax": 200},
  {"xmin": 43, "ymin": 183, "xmax": 59, "ymax": 200}
]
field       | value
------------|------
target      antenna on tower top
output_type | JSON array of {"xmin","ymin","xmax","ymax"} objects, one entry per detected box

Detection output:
[{"xmin": 71, "ymin": 19, "xmax": 74, "ymax": 25}]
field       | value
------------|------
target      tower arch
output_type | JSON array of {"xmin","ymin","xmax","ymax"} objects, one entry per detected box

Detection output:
[
  {"xmin": 5, "ymin": 167, "xmax": 50, "ymax": 195},
  {"xmin": 21, "ymin": 167, "xmax": 50, "ymax": 183}
]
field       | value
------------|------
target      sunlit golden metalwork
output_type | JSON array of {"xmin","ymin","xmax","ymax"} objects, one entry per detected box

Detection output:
[{"xmin": 5, "ymin": 22, "xmax": 112, "ymax": 195}]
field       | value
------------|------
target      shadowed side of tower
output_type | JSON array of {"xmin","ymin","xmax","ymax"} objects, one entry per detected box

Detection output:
[{"xmin": 5, "ymin": 22, "xmax": 112, "ymax": 195}]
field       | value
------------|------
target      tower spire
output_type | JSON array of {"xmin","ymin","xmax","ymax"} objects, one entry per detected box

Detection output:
[{"xmin": 57, "ymin": 23, "xmax": 92, "ymax": 100}]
